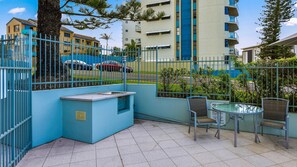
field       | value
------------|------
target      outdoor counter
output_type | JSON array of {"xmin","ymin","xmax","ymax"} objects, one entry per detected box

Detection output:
[{"xmin": 61, "ymin": 91, "xmax": 135, "ymax": 143}]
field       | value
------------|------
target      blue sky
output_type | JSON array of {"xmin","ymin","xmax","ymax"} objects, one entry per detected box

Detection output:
[{"xmin": 0, "ymin": 0, "xmax": 296, "ymax": 52}]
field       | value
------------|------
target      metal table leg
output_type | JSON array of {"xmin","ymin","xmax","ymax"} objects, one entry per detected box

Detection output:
[
  {"xmin": 216, "ymin": 111, "xmax": 221, "ymax": 139},
  {"xmin": 234, "ymin": 114, "xmax": 238, "ymax": 147},
  {"xmin": 254, "ymin": 114, "xmax": 260, "ymax": 143}
]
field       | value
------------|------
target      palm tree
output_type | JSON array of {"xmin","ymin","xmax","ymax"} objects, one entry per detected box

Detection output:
[
  {"xmin": 124, "ymin": 39, "xmax": 137, "ymax": 50},
  {"xmin": 100, "ymin": 33, "xmax": 112, "ymax": 48}
]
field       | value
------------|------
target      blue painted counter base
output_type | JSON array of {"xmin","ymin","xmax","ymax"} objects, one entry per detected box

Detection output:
[{"xmin": 62, "ymin": 95, "xmax": 134, "ymax": 143}]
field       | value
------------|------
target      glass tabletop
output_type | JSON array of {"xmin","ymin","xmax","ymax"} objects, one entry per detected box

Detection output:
[{"xmin": 212, "ymin": 103, "xmax": 263, "ymax": 115}]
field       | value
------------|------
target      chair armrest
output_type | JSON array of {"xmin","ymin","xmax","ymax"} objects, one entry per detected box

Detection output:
[
  {"xmin": 286, "ymin": 115, "xmax": 289, "ymax": 123},
  {"xmin": 188, "ymin": 110, "xmax": 197, "ymax": 117}
]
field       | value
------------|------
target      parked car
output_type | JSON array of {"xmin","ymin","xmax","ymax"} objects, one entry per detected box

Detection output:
[
  {"xmin": 64, "ymin": 60, "xmax": 93, "ymax": 70},
  {"xmin": 96, "ymin": 60, "xmax": 133, "ymax": 73}
]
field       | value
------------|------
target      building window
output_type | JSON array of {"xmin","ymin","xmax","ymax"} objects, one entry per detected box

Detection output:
[
  {"xmin": 64, "ymin": 41, "xmax": 71, "ymax": 46},
  {"xmin": 8, "ymin": 26, "xmax": 10, "ymax": 33},
  {"xmin": 225, "ymin": 39, "xmax": 229, "ymax": 47},
  {"xmin": 225, "ymin": 23, "xmax": 229, "ymax": 31},
  {"xmin": 224, "ymin": 55, "xmax": 230, "ymax": 64},
  {"xmin": 125, "ymin": 29, "xmax": 128, "ymax": 32},
  {"xmin": 64, "ymin": 33, "xmax": 71, "ymax": 38},
  {"xmin": 14, "ymin": 25, "xmax": 20, "ymax": 32},
  {"xmin": 86, "ymin": 41, "xmax": 91, "ymax": 45},
  {"xmin": 75, "ymin": 39, "xmax": 80, "ymax": 43},
  {"xmin": 193, "ymin": 41, "xmax": 197, "ymax": 50},
  {"xmin": 125, "ymin": 38, "xmax": 128, "ymax": 41},
  {"xmin": 125, "ymin": 21, "xmax": 128, "ymax": 23},
  {"xmin": 176, "ymin": 42, "xmax": 180, "ymax": 50},
  {"xmin": 225, "ymin": 7, "xmax": 229, "ymax": 15}
]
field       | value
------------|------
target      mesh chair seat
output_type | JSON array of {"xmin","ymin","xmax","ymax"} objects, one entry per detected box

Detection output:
[
  {"xmin": 197, "ymin": 117, "xmax": 217, "ymax": 124},
  {"xmin": 261, "ymin": 98, "xmax": 289, "ymax": 149},
  {"xmin": 260, "ymin": 120, "xmax": 285, "ymax": 129}
]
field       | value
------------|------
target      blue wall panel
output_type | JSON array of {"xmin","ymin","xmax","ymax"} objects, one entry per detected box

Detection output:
[
  {"xmin": 181, "ymin": 0, "xmax": 192, "ymax": 60},
  {"xmin": 32, "ymin": 84, "xmax": 123, "ymax": 147}
]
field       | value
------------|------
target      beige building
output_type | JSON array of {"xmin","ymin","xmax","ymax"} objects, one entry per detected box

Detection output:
[
  {"xmin": 6, "ymin": 17, "xmax": 100, "ymax": 55},
  {"xmin": 73, "ymin": 34, "xmax": 100, "ymax": 54},
  {"xmin": 122, "ymin": 20, "xmax": 142, "ymax": 48},
  {"xmin": 122, "ymin": 0, "xmax": 239, "ymax": 61}
]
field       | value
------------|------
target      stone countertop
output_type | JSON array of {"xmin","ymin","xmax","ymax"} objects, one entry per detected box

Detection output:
[{"xmin": 60, "ymin": 91, "xmax": 136, "ymax": 102}]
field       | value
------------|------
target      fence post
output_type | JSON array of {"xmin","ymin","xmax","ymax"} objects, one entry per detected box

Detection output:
[
  {"xmin": 123, "ymin": 55, "xmax": 127, "ymax": 91},
  {"xmin": 1, "ymin": 35, "xmax": 4, "ymax": 66},
  {"xmin": 71, "ymin": 39, "xmax": 74, "ymax": 88},
  {"xmin": 156, "ymin": 47, "xmax": 159, "ymax": 96},
  {"xmin": 190, "ymin": 60, "xmax": 193, "ymax": 96},
  {"xmin": 228, "ymin": 57, "xmax": 232, "ymax": 102},
  {"xmin": 28, "ymin": 30, "xmax": 33, "ymax": 68},
  {"xmin": 276, "ymin": 62, "xmax": 279, "ymax": 98},
  {"xmin": 137, "ymin": 48, "xmax": 141, "ymax": 84},
  {"xmin": 100, "ymin": 46, "xmax": 103, "ymax": 85}
]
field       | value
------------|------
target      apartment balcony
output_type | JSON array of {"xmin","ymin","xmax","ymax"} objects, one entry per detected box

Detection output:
[
  {"xmin": 226, "ymin": 47, "xmax": 239, "ymax": 55},
  {"xmin": 135, "ymin": 25, "xmax": 141, "ymax": 33},
  {"xmin": 226, "ymin": 16, "xmax": 239, "ymax": 32},
  {"xmin": 226, "ymin": 32, "xmax": 239, "ymax": 45},
  {"xmin": 226, "ymin": 0, "xmax": 239, "ymax": 17}
]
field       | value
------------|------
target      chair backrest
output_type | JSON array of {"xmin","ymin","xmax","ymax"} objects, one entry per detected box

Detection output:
[
  {"xmin": 187, "ymin": 96, "xmax": 208, "ymax": 117},
  {"xmin": 262, "ymin": 98, "xmax": 289, "ymax": 121}
]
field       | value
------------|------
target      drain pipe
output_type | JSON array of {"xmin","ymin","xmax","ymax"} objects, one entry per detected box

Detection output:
[{"xmin": 123, "ymin": 56, "xmax": 127, "ymax": 91}]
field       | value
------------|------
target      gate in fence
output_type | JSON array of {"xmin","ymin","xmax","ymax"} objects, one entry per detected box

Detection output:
[{"xmin": 0, "ymin": 34, "xmax": 32, "ymax": 167}]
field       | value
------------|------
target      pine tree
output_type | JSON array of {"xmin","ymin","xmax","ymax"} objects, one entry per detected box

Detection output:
[{"xmin": 258, "ymin": 0, "xmax": 295, "ymax": 60}]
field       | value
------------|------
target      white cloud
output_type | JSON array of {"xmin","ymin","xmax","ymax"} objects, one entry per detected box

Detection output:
[
  {"xmin": 8, "ymin": 7, "xmax": 26, "ymax": 14},
  {"xmin": 284, "ymin": 18, "xmax": 297, "ymax": 26},
  {"xmin": 295, "ymin": 2, "xmax": 297, "ymax": 8},
  {"xmin": 61, "ymin": 14, "xmax": 71, "ymax": 22},
  {"xmin": 34, "ymin": 13, "xmax": 38, "ymax": 19}
]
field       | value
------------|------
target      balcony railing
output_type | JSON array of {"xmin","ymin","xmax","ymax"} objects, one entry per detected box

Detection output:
[
  {"xmin": 229, "ymin": 48, "xmax": 239, "ymax": 55},
  {"xmin": 229, "ymin": 32, "xmax": 239, "ymax": 40},
  {"xmin": 229, "ymin": 16, "xmax": 239, "ymax": 25},
  {"xmin": 229, "ymin": 0, "xmax": 238, "ymax": 8}
]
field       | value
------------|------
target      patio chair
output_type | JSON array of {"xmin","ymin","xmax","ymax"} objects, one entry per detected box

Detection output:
[
  {"xmin": 187, "ymin": 96, "xmax": 218, "ymax": 141},
  {"xmin": 260, "ymin": 98, "xmax": 289, "ymax": 148}
]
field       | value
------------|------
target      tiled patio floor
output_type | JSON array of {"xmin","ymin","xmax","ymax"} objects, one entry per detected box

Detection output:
[{"xmin": 17, "ymin": 119, "xmax": 297, "ymax": 167}]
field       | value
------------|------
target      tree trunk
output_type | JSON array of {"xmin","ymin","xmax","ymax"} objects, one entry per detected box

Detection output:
[{"xmin": 36, "ymin": 0, "xmax": 63, "ymax": 78}]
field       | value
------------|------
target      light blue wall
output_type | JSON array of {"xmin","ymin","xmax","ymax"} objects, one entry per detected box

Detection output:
[
  {"xmin": 32, "ymin": 84, "xmax": 123, "ymax": 147},
  {"xmin": 127, "ymin": 84, "xmax": 297, "ymax": 138},
  {"xmin": 127, "ymin": 84, "xmax": 189, "ymax": 123}
]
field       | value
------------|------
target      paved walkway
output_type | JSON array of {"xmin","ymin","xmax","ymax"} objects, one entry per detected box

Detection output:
[{"xmin": 17, "ymin": 119, "xmax": 297, "ymax": 167}]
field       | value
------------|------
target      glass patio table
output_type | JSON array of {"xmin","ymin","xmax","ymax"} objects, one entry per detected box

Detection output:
[{"xmin": 212, "ymin": 103, "xmax": 263, "ymax": 147}]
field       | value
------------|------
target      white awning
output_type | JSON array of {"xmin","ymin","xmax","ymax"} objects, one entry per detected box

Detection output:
[
  {"xmin": 146, "ymin": 30, "xmax": 171, "ymax": 35},
  {"xmin": 145, "ymin": 44, "xmax": 171, "ymax": 49},
  {"xmin": 270, "ymin": 33, "xmax": 297, "ymax": 46}
]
